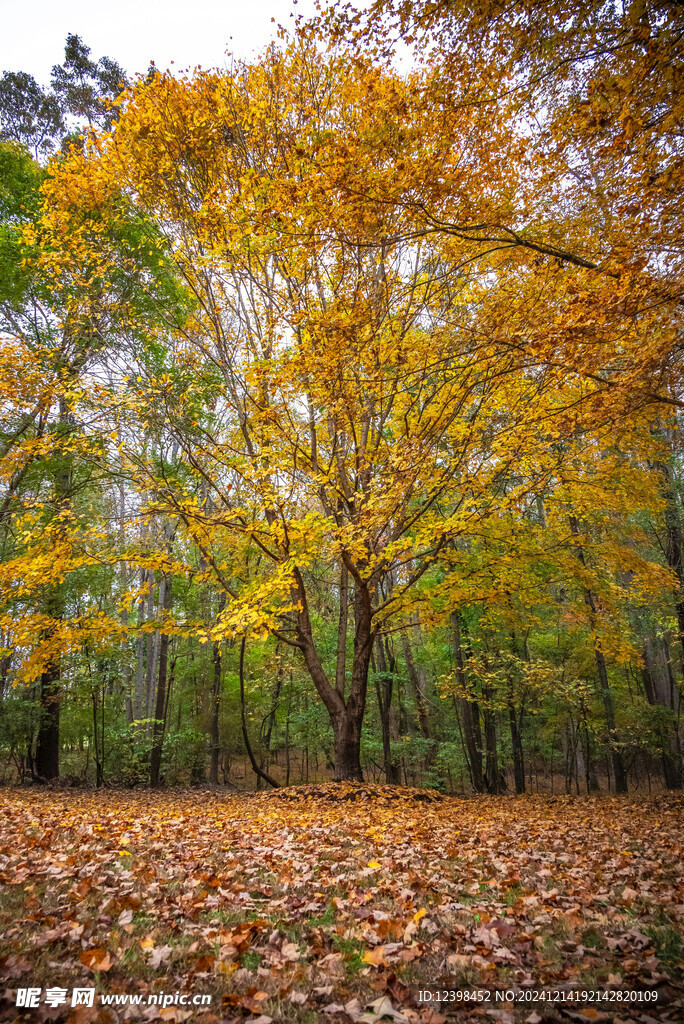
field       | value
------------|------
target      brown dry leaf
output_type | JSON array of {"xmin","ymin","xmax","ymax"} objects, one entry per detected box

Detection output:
[
  {"xmin": 159, "ymin": 1010, "xmax": 193, "ymax": 1022},
  {"xmin": 79, "ymin": 947, "xmax": 112, "ymax": 972},
  {"xmin": 363, "ymin": 996, "xmax": 410, "ymax": 1023},
  {"xmin": 148, "ymin": 944, "xmax": 173, "ymax": 968},
  {"xmin": 418, "ymin": 1011, "xmax": 446, "ymax": 1024}
]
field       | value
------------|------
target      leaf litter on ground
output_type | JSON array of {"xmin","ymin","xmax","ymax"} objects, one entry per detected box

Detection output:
[{"xmin": 0, "ymin": 784, "xmax": 682, "ymax": 1023}]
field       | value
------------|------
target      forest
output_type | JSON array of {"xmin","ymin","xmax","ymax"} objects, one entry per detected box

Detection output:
[
  {"xmin": 0, "ymin": 0, "xmax": 683, "ymax": 799},
  {"xmin": 1, "ymin": 3, "xmax": 684, "ymax": 1021}
]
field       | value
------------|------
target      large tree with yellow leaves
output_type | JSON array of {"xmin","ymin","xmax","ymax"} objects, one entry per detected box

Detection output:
[{"xmin": 31, "ymin": 7, "xmax": 683, "ymax": 781}]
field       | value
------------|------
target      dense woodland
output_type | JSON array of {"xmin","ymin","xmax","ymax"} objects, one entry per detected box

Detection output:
[{"xmin": 1, "ymin": 1, "xmax": 683, "ymax": 796}]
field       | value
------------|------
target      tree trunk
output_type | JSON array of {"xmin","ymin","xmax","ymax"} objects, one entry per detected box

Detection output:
[
  {"xmin": 374, "ymin": 636, "xmax": 400, "ymax": 784},
  {"xmin": 569, "ymin": 516, "xmax": 628, "ymax": 794},
  {"xmin": 401, "ymin": 623, "xmax": 431, "ymax": 742},
  {"xmin": 150, "ymin": 576, "xmax": 172, "ymax": 788},
  {"xmin": 209, "ymin": 593, "xmax": 227, "ymax": 785},
  {"xmin": 146, "ymin": 575, "xmax": 165, "ymax": 723},
  {"xmin": 508, "ymin": 698, "xmax": 525, "ymax": 794},
  {"xmin": 134, "ymin": 569, "xmax": 146, "ymax": 721},
  {"xmin": 239, "ymin": 637, "xmax": 280, "ymax": 788},
  {"xmin": 260, "ymin": 652, "xmax": 283, "ymax": 781},
  {"xmin": 581, "ymin": 699, "xmax": 600, "ymax": 793},
  {"xmin": 36, "ymin": 662, "xmax": 60, "ymax": 780},
  {"xmin": 451, "ymin": 611, "xmax": 485, "ymax": 792},
  {"xmin": 0, "ymin": 649, "xmax": 10, "ymax": 698},
  {"xmin": 651, "ymin": 451, "xmax": 684, "ymax": 680},
  {"xmin": 285, "ymin": 673, "xmax": 292, "ymax": 786},
  {"xmin": 594, "ymin": 642, "xmax": 628, "ymax": 793},
  {"xmin": 35, "ymin": 395, "xmax": 74, "ymax": 781},
  {"xmin": 92, "ymin": 687, "xmax": 104, "ymax": 787},
  {"xmin": 336, "ymin": 564, "xmax": 348, "ymax": 694},
  {"xmin": 118, "ymin": 478, "xmax": 134, "ymax": 726},
  {"xmin": 36, "ymin": 586, "xmax": 64, "ymax": 782},
  {"xmin": 292, "ymin": 564, "xmax": 373, "ymax": 782},
  {"xmin": 483, "ymin": 704, "xmax": 504, "ymax": 793},
  {"xmin": 642, "ymin": 638, "xmax": 683, "ymax": 789},
  {"xmin": 331, "ymin": 705, "xmax": 364, "ymax": 781}
]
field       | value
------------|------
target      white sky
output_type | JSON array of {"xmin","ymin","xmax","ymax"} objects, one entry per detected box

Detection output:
[{"xmin": 0, "ymin": 0, "xmax": 317, "ymax": 83}]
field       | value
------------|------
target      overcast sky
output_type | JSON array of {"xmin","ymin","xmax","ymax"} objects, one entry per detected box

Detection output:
[{"xmin": 0, "ymin": 0, "xmax": 317, "ymax": 83}]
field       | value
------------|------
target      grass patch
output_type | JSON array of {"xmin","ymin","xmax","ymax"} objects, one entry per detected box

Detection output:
[
  {"xmin": 307, "ymin": 904, "xmax": 336, "ymax": 927},
  {"xmin": 581, "ymin": 926, "xmax": 603, "ymax": 948},
  {"xmin": 201, "ymin": 908, "xmax": 249, "ymax": 926},
  {"xmin": 132, "ymin": 912, "xmax": 159, "ymax": 932},
  {"xmin": 0, "ymin": 884, "xmax": 28, "ymax": 915},
  {"xmin": 645, "ymin": 924, "xmax": 683, "ymax": 965},
  {"xmin": 503, "ymin": 884, "xmax": 522, "ymax": 906},
  {"xmin": 241, "ymin": 951, "xmax": 263, "ymax": 971},
  {"xmin": 333, "ymin": 935, "xmax": 366, "ymax": 975}
]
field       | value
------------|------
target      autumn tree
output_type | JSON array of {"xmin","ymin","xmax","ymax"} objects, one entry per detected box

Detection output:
[
  {"xmin": 2, "ymin": 6, "xmax": 682, "ymax": 790},
  {"xmin": 33, "ymin": 35, "xmax": 681, "ymax": 784}
]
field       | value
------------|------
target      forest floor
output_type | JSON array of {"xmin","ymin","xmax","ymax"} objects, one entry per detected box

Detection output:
[{"xmin": 0, "ymin": 786, "xmax": 682, "ymax": 1024}]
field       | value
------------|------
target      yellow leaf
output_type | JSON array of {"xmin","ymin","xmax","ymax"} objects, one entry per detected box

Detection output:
[{"xmin": 362, "ymin": 945, "xmax": 387, "ymax": 966}]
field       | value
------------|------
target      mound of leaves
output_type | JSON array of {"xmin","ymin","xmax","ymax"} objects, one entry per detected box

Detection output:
[{"xmin": 257, "ymin": 781, "xmax": 444, "ymax": 804}]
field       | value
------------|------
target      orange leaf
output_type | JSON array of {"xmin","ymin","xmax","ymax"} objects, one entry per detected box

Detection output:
[{"xmin": 362, "ymin": 945, "xmax": 387, "ymax": 966}]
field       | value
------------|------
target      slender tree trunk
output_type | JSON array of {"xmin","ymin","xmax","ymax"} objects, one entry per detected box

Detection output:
[
  {"xmin": 123, "ymin": 613, "xmax": 134, "ymax": 727},
  {"xmin": 209, "ymin": 635, "xmax": 222, "ymax": 786},
  {"xmin": 581, "ymin": 698, "xmax": 600, "ymax": 793},
  {"xmin": 36, "ymin": 662, "xmax": 60, "ymax": 780},
  {"xmin": 36, "ymin": 395, "xmax": 73, "ymax": 781},
  {"xmin": 401, "ymin": 623, "xmax": 431, "ymax": 742},
  {"xmin": 594, "ymin": 641, "xmax": 628, "ymax": 793},
  {"xmin": 573, "ymin": 720, "xmax": 584, "ymax": 795},
  {"xmin": 209, "ymin": 593, "xmax": 227, "ymax": 785},
  {"xmin": 118, "ymin": 478, "xmax": 134, "ymax": 726},
  {"xmin": 146, "ymin": 576, "xmax": 165, "ymax": 723},
  {"xmin": 36, "ymin": 588, "xmax": 63, "ymax": 781},
  {"xmin": 642, "ymin": 639, "xmax": 683, "ymax": 789},
  {"xmin": 259, "ymin": 652, "xmax": 283, "ymax": 781},
  {"xmin": 285, "ymin": 672, "xmax": 292, "ymax": 786},
  {"xmin": 569, "ymin": 516, "xmax": 628, "ymax": 794},
  {"xmin": 145, "ymin": 571, "xmax": 155, "ymax": 721},
  {"xmin": 506, "ymin": 629, "xmax": 526, "ymax": 794},
  {"xmin": 0, "ymin": 649, "xmax": 10, "ymax": 698},
  {"xmin": 508, "ymin": 697, "xmax": 525, "ymax": 794},
  {"xmin": 483, "ymin": 703, "xmax": 504, "ymax": 793},
  {"xmin": 451, "ymin": 611, "xmax": 485, "ymax": 792},
  {"xmin": 150, "ymin": 576, "xmax": 172, "ymax": 788},
  {"xmin": 239, "ymin": 637, "xmax": 279, "ymax": 788},
  {"xmin": 375, "ymin": 637, "xmax": 400, "ymax": 784},
  {"xmin": 652, "ymin": 451, "xmax": 684, "ymax": 681},
  {"xmin": 92, "ymin": 688, "xmax": 103, "ymax": 787},
  {"xmin": 134, "ymin": 569, "xmax": 146, "ymax": 722}
]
